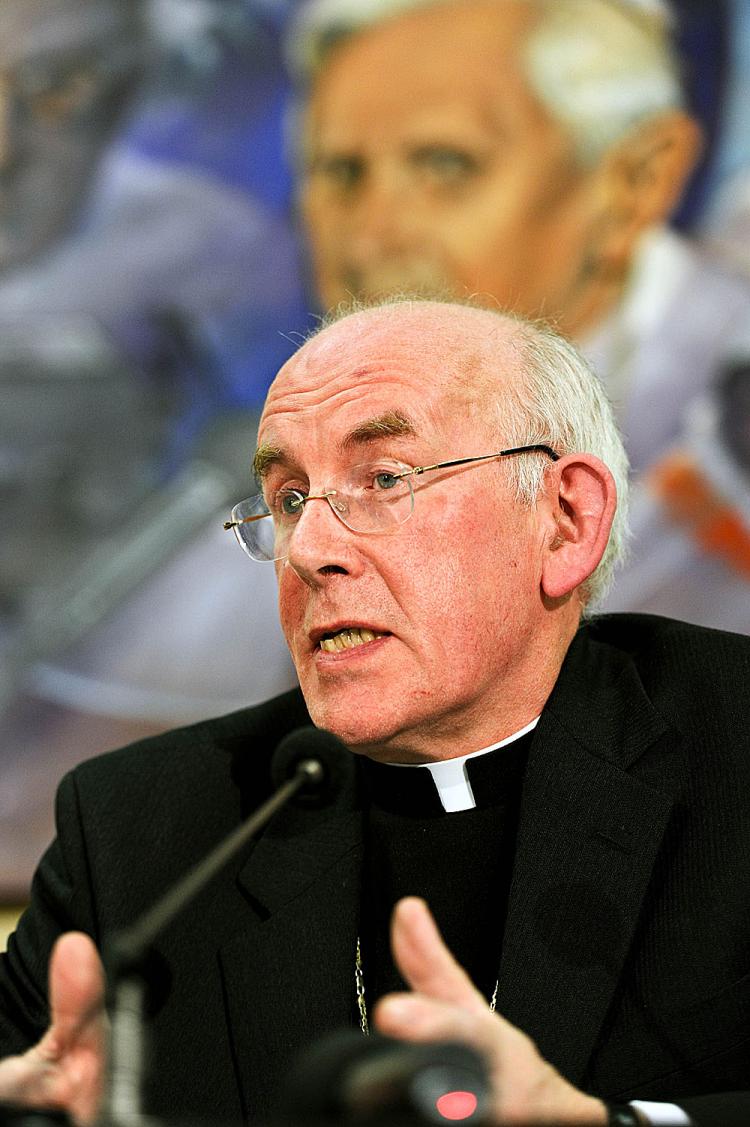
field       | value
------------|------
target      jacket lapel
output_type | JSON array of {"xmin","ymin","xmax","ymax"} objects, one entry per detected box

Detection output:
[
  {"xmin": 217, "ymin": 761, "xmax": 364, "ymax": 1119},
  {"xmin": 498, "ymin": 626, "xmax": 684, "ymax": 1085}
]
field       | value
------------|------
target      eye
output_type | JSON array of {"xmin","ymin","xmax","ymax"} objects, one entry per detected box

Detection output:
[
  {"xmin": 310, "ymin": 154, "xmax": 365, "ymax": 192},
  {"xmin": 411, "ymin": 146, "xmax": 480, "ymax": 187},
  {"xmin": 372, "ymin": 471, "xmax": 401, "ymax": 491},
  {"xmin": 275, "ymin": 489, "xmax": 307, "ymax": 518}
]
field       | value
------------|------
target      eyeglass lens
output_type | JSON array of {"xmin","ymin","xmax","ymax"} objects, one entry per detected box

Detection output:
[{"xmin": 230, "ymin": 463, "xmax": 416, "ymax": 561}]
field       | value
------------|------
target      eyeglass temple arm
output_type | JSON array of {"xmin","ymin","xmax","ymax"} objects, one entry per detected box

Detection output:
[
  {"xmin": 405, "ymin": 445, "xmax": 560, "ymax": 477},
  {"xmin": 223, "ymin": 489, "xmax": 338, "ymax": 530},
  {"xmin": 224, "ymin": 513, "xmax": 268, "ymax": 530}
]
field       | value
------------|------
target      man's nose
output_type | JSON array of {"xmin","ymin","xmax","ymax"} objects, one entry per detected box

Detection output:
[
  {"xmin": 347, "ymin": 169, "xmax": 417, "ymax": 258},
  {"xmin": 284, "ymin": 494, "xmax": 362, "ymax": 587}
]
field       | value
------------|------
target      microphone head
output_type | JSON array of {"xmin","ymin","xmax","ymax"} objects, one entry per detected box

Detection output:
[
  {"xmin": 271, "ymin": 726, "xmax": 354, "ymax": 808},
  {"xmin": 272, "ymin": 1030, "xmax": 490, "ymax": 1124}
]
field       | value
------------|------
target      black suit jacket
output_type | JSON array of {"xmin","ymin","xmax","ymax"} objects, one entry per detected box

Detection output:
[{"xmin": 1, "ymin": 614, "xmax": 750, "ymax": 1125}]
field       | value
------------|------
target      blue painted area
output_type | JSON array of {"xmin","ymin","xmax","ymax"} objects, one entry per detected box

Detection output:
[{"xmin": 670, "ymin": 0, "xmax": 729, "ymax": 229}]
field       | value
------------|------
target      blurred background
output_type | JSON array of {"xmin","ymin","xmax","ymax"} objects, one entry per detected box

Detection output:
[{"xmin": 0, "ymin": 0, "xmax": 749, "ymax": 913}]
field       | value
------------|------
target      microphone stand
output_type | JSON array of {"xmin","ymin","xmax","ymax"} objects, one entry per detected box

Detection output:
[{"xmin": 102, "ymin": 757, "xmax": 325, "ymax": 1127}]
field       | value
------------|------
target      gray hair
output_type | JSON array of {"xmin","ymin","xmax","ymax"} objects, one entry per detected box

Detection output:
[
  {"xmin": 288, "ymin": 0, "xmax": 684, "ymax": 165},
  {"xmin": 499, "ymin": 314, "xmax": 630, "ymax": 605},
  {"xmin": 313, "ymin": 296, "xmax": 630, "ymax": 606}
]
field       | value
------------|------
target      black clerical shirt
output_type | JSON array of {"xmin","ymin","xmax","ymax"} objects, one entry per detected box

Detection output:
[{"xmin": 359, "ymin": 731, "xmax": 534, "ymax": 1009}]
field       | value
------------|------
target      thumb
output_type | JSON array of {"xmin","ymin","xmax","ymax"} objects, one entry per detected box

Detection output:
[
  {"xmin": 389, "ymin": 897, "xmax": 488, "ymax": 1015},
  {"xmin": 42, "ymin": 933, "xmax": 105, "ymax": 1059}
]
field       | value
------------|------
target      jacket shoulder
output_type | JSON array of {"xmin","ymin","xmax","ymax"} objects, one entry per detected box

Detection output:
[
  {"xmin": 64, "ymin": 687, "xmax": 311, "ymax": 822},
  {"xmin": 580, "ymin": 613, "xmax": 750, "ymax": 723},
  {"xmin": 584, "ymin": 611, "xmax": 750, "ymax": 664}
]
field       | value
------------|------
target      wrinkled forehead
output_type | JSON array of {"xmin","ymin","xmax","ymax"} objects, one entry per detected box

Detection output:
[
  {"xmin": 259, "ymin": 305, "xmax": 521, "ymax": 447},
  {"xmin": 0, "ymin": 0, "xmax": 139, "ymax": 70}
]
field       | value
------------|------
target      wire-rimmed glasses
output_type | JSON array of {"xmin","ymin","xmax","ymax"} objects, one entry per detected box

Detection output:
[{"xmin": 224, "ymin": 444, "xmax": 559, "ymax": 562}]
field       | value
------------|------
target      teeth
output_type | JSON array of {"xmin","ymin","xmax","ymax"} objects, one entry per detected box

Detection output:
[{"xmin": 319, "ymin": 627, "xmax": 381, "ymax": 653}]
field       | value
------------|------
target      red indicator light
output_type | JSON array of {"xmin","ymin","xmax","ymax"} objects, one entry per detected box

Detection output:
[{"xmin": 435, "ymin": 1090, "xmax": 479, "ymax": 1120}]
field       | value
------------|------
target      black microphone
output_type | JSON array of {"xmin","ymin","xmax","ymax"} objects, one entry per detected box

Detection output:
[
  {"xmin": 103, "ymin": 726, "xmax": 352, "ymax": 1126},
  {"xmin": 271, "ymin": 726, "xmax": 354, "ymax": 808},
  {"xmin": 273, "ymin": 1030, "xmax": 491, "ymax": 1125}
]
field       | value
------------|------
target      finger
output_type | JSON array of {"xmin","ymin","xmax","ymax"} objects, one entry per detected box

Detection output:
[
  {"xmin": 390, "ymin": 897, "xmax": 488, "ymax": 1013},
  {"xmin": 0, "ymin": 1051, "xmax": 59, "ymax": 1107},
  {"xmin": 374, "ymin": 992, "xmax": 500, "ymax": 1057},
  {"xmin": 42, "ymin": 933, "xmax": 105, "ymax": 1059}
]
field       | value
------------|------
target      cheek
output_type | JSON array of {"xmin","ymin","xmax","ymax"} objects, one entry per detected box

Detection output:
[
  {"xmin": 454, "ymin": 506, "xmax": 541, "ymax": 614},
  {"xmin": 404, "ymin": 509, "xmax": 511, "ymax": 651},
  {"xmin": 309, "ymin": 182, "xmax": 359, "ymax": 226},
  {"xmin": 425, "ymin": 193, "xmax": 537, "ymax": 293},
  {"xmin": 300, "ymin": 188, "xmax": 335, "ymax": 254},
  {"xmin": 276, "ymin": 567, "xmax": 304, "ymax": 648},
  {"xmin": 441, "ymin": 164, "xmax": 589, "ymax": 267},
  {"xmin": 399, "ymin": 550, "xmax": 530, "ymax": 720}
]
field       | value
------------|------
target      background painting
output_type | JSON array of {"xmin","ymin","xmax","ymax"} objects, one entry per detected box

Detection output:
[{"xmin": 1, "ymin": 0, "xmax": 748, "ymax": 902}]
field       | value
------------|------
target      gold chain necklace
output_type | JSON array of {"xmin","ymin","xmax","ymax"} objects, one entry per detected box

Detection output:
[{"xmin": 355, "ymin": 937, "xmax": 498, "ymax": 1036}]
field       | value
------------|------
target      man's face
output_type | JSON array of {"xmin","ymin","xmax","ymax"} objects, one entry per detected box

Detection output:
[
  {"xmin": 301, "ymin": 1, "xmax": 607, "ymax": 339},
  {"xmin": 257, "ymin": 305, "xmax": 555, "ymax": 763},
  {"xmin": 0, "ymin": 0, "xmax": 142, "ymax": 272}
]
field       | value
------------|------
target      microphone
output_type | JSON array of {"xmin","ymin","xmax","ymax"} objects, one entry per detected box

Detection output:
[
  {"xmin": 273, "ymin": 1030, "xmax": 491, "ymax": 1125},
  {"xmin": 103, "ymin": 726, "xmax": 352, "ymax": 1126},
  {"xmin": 271, "ymin": 726, "xmax": 354, "ymax": 808}
]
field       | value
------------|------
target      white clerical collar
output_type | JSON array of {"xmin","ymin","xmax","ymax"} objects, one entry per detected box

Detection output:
[{"xmin": 386, "ymin": 717, "xmax": 541, "ymax": 813}]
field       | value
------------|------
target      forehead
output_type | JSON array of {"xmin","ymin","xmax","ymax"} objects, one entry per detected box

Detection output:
[
  {"xmin": 259, "ymin": 306, "xmax": 518, "ymax": 452},
  {"xmin": 307, "ymin": 1, "xmax": 540, "ymax": 138}
]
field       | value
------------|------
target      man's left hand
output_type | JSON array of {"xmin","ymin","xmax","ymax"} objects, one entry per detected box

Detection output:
[{"xmin": 374, "ymin": 897, "xmax": 607, "ymax": 1125}]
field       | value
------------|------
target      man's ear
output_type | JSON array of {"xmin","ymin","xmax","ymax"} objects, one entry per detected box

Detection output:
[
  {"xmin": 590, "ymin": 110, "xmax": 703, "ymax": 279},
  {"xmin": 540, "ymin": 454, "xmax": 617, "ymax": 601}
]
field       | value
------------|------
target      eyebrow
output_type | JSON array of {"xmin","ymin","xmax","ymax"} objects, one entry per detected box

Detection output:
[
  {"xmin": 252, "ymin": 411, "xmax": 417, "ymax": 480},
  {"xmin": 342, "ymin": 410, "xmax": 416, "ymax": 448},
  {"xmin": 252, "ymin": 443, "xmax": 284, "ymax": 481}
]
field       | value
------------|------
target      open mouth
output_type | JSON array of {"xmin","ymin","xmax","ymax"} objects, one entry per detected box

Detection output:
[{"xmin": 318, "ymin": 627, "xmax": 387, "ymax": 653}]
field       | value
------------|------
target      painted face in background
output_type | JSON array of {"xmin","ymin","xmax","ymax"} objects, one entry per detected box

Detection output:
[
  {"xmin": 257, "ymin": 303, "xmax": 560, "ymax": 764},
  {"xmin": 301, "ymin": 1, "xmax": 610, "ymax": 339},
  {"xmin": 0, "ymin": 0, "xmax": 144, "ymax": 272}
]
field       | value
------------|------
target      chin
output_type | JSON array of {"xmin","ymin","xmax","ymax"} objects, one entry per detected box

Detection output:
[
  {"xmin": 311, "ymin": 713, "xmax": 388, "ymax": 750},
  {"xmin": 305, "ymin": 698, "xmax": 400, "ymax": 755}
]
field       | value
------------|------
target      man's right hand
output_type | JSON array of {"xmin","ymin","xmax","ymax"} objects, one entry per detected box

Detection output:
[{"xmin": 0, "ymin": 931, "xmax": 106, "ymax": 1125}]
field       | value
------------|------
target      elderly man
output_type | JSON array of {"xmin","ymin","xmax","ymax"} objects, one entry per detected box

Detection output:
[
  {"xmin": 0, "ymin": 299, "xmax": 748, "ymax": 1126},
  {"xmin": 9, "ymin": 0, "xmax": 750, "ymax": 900},
  {"xmin": 291, "ymin": 0, "xmax": 750, "ymax": 632}
]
